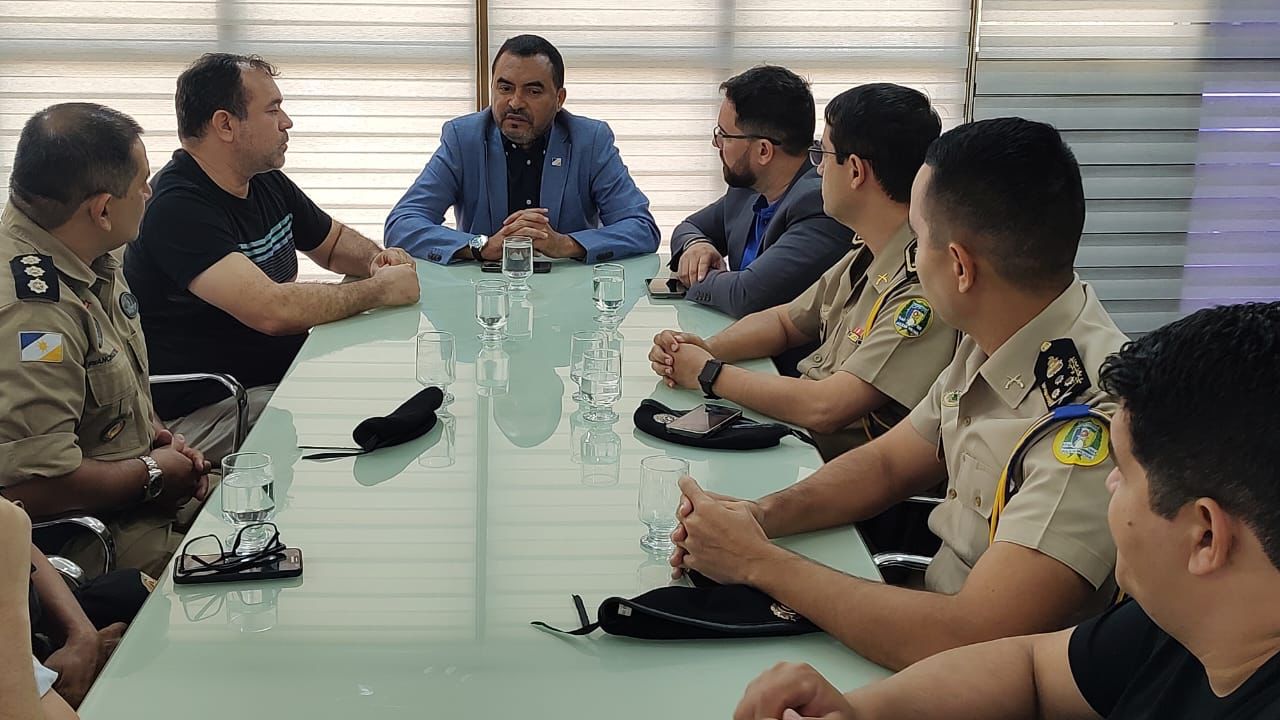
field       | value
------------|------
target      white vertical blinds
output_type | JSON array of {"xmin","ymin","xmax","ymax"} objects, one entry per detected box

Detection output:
[
  {"xmin": 485, "ymin": 0, "xmax": 973, "ymax": 241},
  {"xmin": 973, "ymin": 0, "xmax": 1280, "ymax": 335}
]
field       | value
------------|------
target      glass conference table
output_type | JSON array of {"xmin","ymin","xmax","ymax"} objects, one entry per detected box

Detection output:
[{"xmin": 81, "ymin": 255, "xmax": 889, "ymax": 719}]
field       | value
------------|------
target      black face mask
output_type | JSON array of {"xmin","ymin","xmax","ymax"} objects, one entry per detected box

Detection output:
[
  {"xmin": 633, "ymin": 399, "xmax": 815, "ymax": 451},
  {"xmin": 302, "ymin": 387, "xmax": 443, "ymax": 460},
  {"xmin": 532, "ymin": 571, "xmax": 820, "ymax": 640}
]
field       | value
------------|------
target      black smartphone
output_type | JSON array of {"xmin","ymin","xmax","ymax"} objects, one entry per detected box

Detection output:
[
  {"xmin": 667, "ymin": 403, "xmax": 742, "ymax": 437},
  {"xmin": 482, "ymin": 260, "xmax": 552, "ymax": 273},
  {"xmin": 173, "ymin": 548, "xmax": 304, "ymax": 585},
  {"xmin": 646, "ymin": 275, "xmax": 687, "ymax": 299}
]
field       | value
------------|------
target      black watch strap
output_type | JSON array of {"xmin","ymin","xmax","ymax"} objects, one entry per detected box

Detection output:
[{"xmin": 699, "ymin": 359, "xmax": 724, "ymax": 399}]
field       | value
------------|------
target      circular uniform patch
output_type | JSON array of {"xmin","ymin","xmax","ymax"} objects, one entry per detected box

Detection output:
[
  {"xmin": 893, "ymin": 298, "xmax": 932, "ymax": 338},
  {"xmin": 101, "ymin": 416, "xmax": 128, "ymax": 443},
  {"xmin": 119, "ymin": 292, "xmax": 139, "ymax": 319},
  {"xmin": 1053, "ymin": 418, "xmax": 1110, "ymax": 467}
]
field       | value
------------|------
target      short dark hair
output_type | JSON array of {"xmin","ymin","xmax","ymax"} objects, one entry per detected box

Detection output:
[
  {"xmin": 493, "ymin": 35, "xmax": 565, "ymax": 89},
  {"xmin": 8, "ymin": 103, "xmax": 144, "ymax": 230},
  {"xmin": 720, "ymin": 65, "xmax": 815, "ymax": 157},
  {"xmin": 823, "ymin": 84, "xmax": 940, "ymax": 204},
  {"xmin": 1100, "ymin": 302, "xmax": 1280, "ymax": 571},
  {"xmin": 176, "ymin": 53, "xmax": 279, "ymax": 140},
  {"xmin": 923, "ymin": 117, "xmax": 1084, "ymax": 291}
]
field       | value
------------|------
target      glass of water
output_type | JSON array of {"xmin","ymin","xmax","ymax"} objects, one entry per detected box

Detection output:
[
  {"xmin": 475, "ymin": 279, "xmax": 508, "ymax": 340},
  {"xmin": 569, "ymin": 330, "xmax": 606, "ymax": 402},
  {"xmin": 502, "ymin": 236, "xmax": 534, "ymax": 290},
  {"xmin": 221, "ymin": 452, "xmax": 275, "ymax": 555},
  {"xmin": 592, "ymin": 263, "xmax": 625, "ymax": 322},
  {"xmin": 580, "ymin": 347, "xmax": 622, "ymax": 423},
  {"xmin": 415, "ymin": 330, "xmax": 456, "ymax": 405},
  {"xmin": 638, "ymin": 455, "xmax": 690, "ymax": 555}
]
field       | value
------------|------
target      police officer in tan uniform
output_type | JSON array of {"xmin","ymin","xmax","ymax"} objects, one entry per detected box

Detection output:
[
  {"xmin": 0, "ymin": 103, "xmax": 212, "ymax": 578},
  {"xmin": 665, "ymin": 117, "xmax": 1127, "ymax": 672},
  {"xmin": 650, "ymin": 84, "xmax": 956, "ymax": 460}
]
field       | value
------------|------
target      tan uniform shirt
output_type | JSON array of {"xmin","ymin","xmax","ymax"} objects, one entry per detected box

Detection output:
[
  {"xmin": 0, "ymin": 203, "xmax": 154, "ymax": 483},
  {"xmin": 786, "ymin": 223, "xmax": 957, "ymax": 458},
  {"xmin": 909, "ymin": 279, "xmax": 1127, "ymax": 617}
]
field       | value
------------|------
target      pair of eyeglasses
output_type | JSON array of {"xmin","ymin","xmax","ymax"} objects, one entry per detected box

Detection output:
[
  {"xmin": 713, "ymin": 125, "xmax": 781, "ymax": 148},
  {"xmin": 810, "ymin": 141, "xmax": 857, "ymax": 168},
  {"xmin": 175, "ymin": 522, "xmax": 284, "ymax": 579}
]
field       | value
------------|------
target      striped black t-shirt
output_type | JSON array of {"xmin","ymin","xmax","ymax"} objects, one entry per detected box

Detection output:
[{"xmin": 125, "ymin": 149, "xmax": 331, "ymax": 418}]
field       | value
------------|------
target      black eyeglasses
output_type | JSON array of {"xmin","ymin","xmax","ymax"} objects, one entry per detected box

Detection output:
[
  {"xmin": 713, "ymin": 126, "xmax": 781, "ymax": 149},
  {"xmin": 809, "ymin": 141, "xmax": 849, "ymax": 168},
  {"xmin": 176, "ymin": 522, "xmax": 284, "ymax": 579}
]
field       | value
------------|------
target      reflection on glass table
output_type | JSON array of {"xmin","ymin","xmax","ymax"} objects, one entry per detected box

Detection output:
[{"xmin": 579, "ymin": 419, "xmax": 621, "ymax": 487}]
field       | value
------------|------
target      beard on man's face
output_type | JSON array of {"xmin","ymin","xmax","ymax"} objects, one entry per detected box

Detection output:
[{"xmin": 721, "ymin": 151, "xmax": 756, "ymax": 189}]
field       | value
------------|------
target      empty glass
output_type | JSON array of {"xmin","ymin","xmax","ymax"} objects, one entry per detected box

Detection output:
[
  {"xmin": 415, "ymin": 331, "xmax": 456, "ymax": 405},
  {"xmin": 569, "ymin": 330, "xmax": 606, "ymax": 402},
  {"xmin": 580, "ymin": 347, "xmax": 622, "ymax": 422},
  {"xmin": 502, "ymin": 236, "xmax": 534, "ymax": 290},
  {"xmin": 638, "ymin": 455, "xmax": 690, "ymax": 554},
  {"xmin": 221, "ymin": 452, "xmax": 275, "ymax": 555},
  {"xmin": 475, "ymin": 279, "xmax": 508, "ymax": 340},
  {"xmin": 592, "ymin": 263, "xmax": 625, "ymax": 322}
]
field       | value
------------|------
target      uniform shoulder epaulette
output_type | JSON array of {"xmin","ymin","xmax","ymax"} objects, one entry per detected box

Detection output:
[
  {"xmin": 1035, "ymin": 338, "xmax": 1092, "ymax": 409},
  {"xmin": 904, "ymin": 239, "xmax": 919, "ymax": 276},
  {"xmin": 10, "ymin": 253, "xmax": 59, "ymax": 302}
]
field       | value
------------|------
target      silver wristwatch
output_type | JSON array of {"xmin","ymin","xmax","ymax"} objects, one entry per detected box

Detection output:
[
  {"xmin": 469, "ymin": 234, "xmax": 488, "ymax": 259},
  {"xmin": 138, "ymin": 455, "xmax": 163, "ymax": 502}
]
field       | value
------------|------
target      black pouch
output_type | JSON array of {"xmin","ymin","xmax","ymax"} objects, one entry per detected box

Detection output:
[
  {"xmin": 532, "ymin": 572, "xmax": 819, "ymax": 640},
  {"xmin": 301, "ymin": 387, "xmax": 442, "ymax": 459},
  {"xmin": 633, "ymin": 399, "xmax": 814, "ymax": 451}
]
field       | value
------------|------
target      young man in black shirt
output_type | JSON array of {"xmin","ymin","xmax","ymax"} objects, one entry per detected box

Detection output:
[
  {"xmin": 732, "ymin": 301, "xmax": 1280, "ymax": 720},
  {"xmin": 125, "ymin": 54, "xmax": 421, "ymax": 462}
]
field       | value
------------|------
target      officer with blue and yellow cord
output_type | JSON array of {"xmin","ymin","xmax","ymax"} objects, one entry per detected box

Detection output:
[{"xmin": 0, "ymin": 103, "xmax": 212, "ymax": 578}]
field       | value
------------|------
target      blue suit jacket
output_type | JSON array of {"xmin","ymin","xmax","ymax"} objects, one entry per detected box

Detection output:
[{"xmin": 385, "ymin": 110, "xmax": 659, "ymax": 265}]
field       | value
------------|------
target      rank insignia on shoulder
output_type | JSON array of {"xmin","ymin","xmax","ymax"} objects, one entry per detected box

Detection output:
[
  {"xmin": 1053, "ymin": 418, "xmax": 1110, "ymax": 467},
  {"xmin": 1035, "ymin": 338, "xmax": 1091, "ymax": 409},
  {"xmin": 893, "ymin": 298, "xmax": 932, "ymax": 338},
  {"xmin": 11, "ymin": 254, "xmax": 58, "ymax": 302}
]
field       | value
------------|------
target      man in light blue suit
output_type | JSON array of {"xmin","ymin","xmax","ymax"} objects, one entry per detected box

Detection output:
[{"xmin": 385, "ymin": 35, "xmax": 659, "ymax": 265}]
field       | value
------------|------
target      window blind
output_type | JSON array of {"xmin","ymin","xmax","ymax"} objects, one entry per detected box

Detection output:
[{"xmin": 973, "ymin": 0, "xmax": 1280, "ymax": 335}]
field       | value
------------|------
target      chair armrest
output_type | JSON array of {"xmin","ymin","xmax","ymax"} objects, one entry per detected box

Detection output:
[
  {"xmin": 45, "ymin": 555, "xmax": 86, "ymax": 586},
  {"xmin": 873, "ymin": 552, "xmax": 933, "ymax": 572},
  {"xmin": 31, "ymin": 515, "xmax": 115, "ymax": 575},
  {"xmin": 906, "ymin": 495, "xmax": 944, "ymax": 507},
  {"xmin": 150, "ymin": 372, "xmax": 249, "ymax": 454}
]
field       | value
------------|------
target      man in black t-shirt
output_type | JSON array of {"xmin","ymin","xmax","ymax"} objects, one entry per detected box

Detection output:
[
  {"xmin": 125, "ymin": 53, "xmax": 420, "ymax": 462},
  {"xmin": 731, "ymin": 301, "xmax": 1280, "ymax": 720}
]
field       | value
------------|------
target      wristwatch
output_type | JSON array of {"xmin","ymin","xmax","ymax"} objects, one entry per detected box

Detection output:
[
  {"xmin": 138, "ymin": 455, "xmax": 163, "ymax": 502},
  {"xmin": 469, "ymin": 234, "xmax": 488, "ymax": 260},
  {"xmin": 698, "ymin": 359, "xmax": 725, "ymax": 400}
]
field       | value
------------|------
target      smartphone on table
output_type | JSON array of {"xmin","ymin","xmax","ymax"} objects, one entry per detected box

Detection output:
[
  {"xmin": 667, "ymin": 403, "xmax": 742, "ymax": 437},
  {"xmin": 482, "ymin": 260, "xmax": 551, "ymax": 273},
  {"xmin": 173, "ymin": 547, "xmax": 304, "ymax": 585},
  {"xmin": 646, "ymin": 275, "xmax": 688, "ymax": 299}
]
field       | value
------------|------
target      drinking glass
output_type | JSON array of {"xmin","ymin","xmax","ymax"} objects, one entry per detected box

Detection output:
[
  {"xmin": 580, "ymin": 347, "xmax": 622, "ymax": 422},
  {"xmin": 638, "ymin": 455, "xmax": 690, "ymax": 554},
  {"xmin": 221, "ymin": 452, "xmax": 275, "ymax": 555},
  {"xmin": 475, "ymin": 279, "xmax": 508, "ymax": 340},
  {"xmin": 592, "ymin": 263, "xmax": 625, "ymax": 322},
  {"xmin": 569, "ymin": 330, "xmax": 606, "ymax": 402},
  {"xmin": 415, "ymin": 331, "xmax": 456, "ymax": 405},
  {"xmin": 502, "ymin": 236, "xmax": 534, "ymax": 290}
]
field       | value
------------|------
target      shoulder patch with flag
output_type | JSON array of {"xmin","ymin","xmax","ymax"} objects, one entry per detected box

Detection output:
[{"xmin": 19, "ymin": 331, "xmax": 64, "ymax": 363}]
